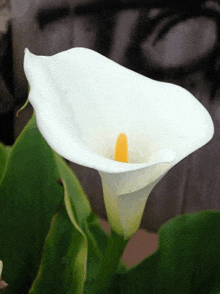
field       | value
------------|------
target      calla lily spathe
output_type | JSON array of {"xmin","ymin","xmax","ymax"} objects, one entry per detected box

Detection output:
[{"xmin": 24, "ymin": 47, "xmax": 214, "ymax": 238}]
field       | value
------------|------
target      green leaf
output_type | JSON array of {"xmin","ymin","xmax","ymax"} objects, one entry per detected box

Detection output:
[
  {"xmin": 29, "ymin": 173, "xmax": 112, "ymax": 294},
  {"xmin": 28, "ymin": 201, "xmax": 87, "ymax": 294},
  {"xmin": 52, "ymin": 153, "xmax": 108, "ymax": 286},
  {"xmin": 112, "ymin": 210, "xmax": 220, "ymax": 294},
  {"xmin": 52, "ymin": 154, "xmax": 115, "ymax": 293},
  {"xmin": 52, "ymin": 152, "xmax": 91, "ymax": 230},
  {"xmin": 52, "ymin": 149, "xmax": 127, "ymax": 288},
  {"xmin": 0, "ymin": 115, "xmax": 65, "ymax": 293},
  {"xmin": 0, "ymin": 113, "xmax": 116, "ymax": 293},
  {"xmin": 0, "ymin": 142, "xmax": 11, "ymax": 183},
  {"xmin": 52, "ymin": 149, "xmax": 126, "ymax": 294},
  {"xmin": 28, "ymin": 138, "xmax": 118, "ymax": 294}
]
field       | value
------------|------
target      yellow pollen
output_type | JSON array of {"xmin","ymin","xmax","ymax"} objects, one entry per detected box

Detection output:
[{"xmin": 114, "ymin": 133, "xmax": 128, "ymax": 163}]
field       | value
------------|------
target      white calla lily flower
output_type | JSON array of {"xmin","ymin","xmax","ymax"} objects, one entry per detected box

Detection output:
[{"xmin": 24, "ymin": 47, "xmax": 214, "ymax": 239}]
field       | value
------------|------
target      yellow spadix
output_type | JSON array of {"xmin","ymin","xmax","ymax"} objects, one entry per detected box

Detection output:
[{"xmin": 114, "ymin": 133, "xmax": 129, "ymax": 163}]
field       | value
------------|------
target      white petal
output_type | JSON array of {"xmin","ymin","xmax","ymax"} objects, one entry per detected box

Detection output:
[
  {"xmin": 99, "ymin": 163, "xmax": 170, "ymax": 238},
  {"xmin": 24, "ymin": 47, "xmax": 214, "ymax": 238},
  {"xmin": 24, "ymin": 47, "xmax": 214, "ymax": 174}
]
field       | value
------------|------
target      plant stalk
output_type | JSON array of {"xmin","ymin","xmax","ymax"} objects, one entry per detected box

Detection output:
[{"xmin": 89, "ymin": 229, "xmax": 130, "ymax": 294}]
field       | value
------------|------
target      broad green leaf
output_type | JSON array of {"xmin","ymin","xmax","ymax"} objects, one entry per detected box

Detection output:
[
  {"xmin": 28, "ymin": 201, "xmax": 86, "ymax": 294},
  {"xmin": 52, "ymin": 152, "xmax": 91, "ymax": 229},
  {"xmin": 0, "ymin": 115, "xmax": 65, "ymax": 293},
  {"xmin": 52, "ymin": 153, "xmax": 107, "ymax": 285},
  {"xmin": 29, "ymin": 173, "xmax": 111, "ymax": 294},
  {"xmin": 0, "ymin": 113, "xmax": 118, "ymax": 293},
  {"xmin": 51, "ymin": 150, "xmax": 125, "ymax": 294},
  {"xmin": 0, "ymin": 142, "xmax": 11, "ymax": 183},
  {"xmin": 53, "ymin": 151, "xmax": 126, "ymax": 280},
  {"xmin": 112, "ymin": 210, "xmax": 220, "ymax": 294},
  {"xmin": 52, "ymin": 154, "xmax": 111, "ymax": 292}
]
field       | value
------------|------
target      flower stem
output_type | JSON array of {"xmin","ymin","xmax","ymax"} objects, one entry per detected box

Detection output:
[{"xmin": 89, "ymin": 229, "xmax": 130, "ymax": 294}]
